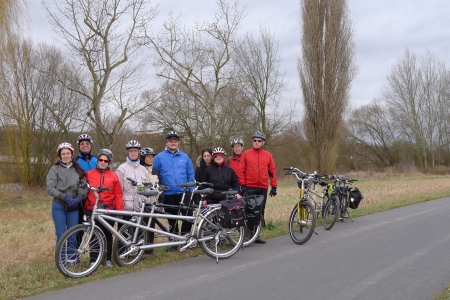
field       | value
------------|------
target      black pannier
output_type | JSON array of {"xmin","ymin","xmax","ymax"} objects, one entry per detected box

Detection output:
[
  {"xmin": 244, "ymin": 194, "xmax": 265, "ymax": 228},
  {"xmin": 348, "ymin": 187, "xmax": 363, "ymax": 209},
  {"xmin": 218, "ymin": 198, "xmax": 246, "ymax": 228}
]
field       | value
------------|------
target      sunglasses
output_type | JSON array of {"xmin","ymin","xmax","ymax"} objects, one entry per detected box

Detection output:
[
  {"xmin": 252, "ymin": 139, "xmax": 263, "ymax": 143},
  {"xmin": 98, "ymin": 159, "xmax": 110, "ymax": 163}
]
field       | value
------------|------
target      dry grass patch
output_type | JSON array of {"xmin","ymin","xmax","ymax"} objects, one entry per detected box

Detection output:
[{"xmin": 1, "ymin": 173, "xmax": 450, "ymax": 299}]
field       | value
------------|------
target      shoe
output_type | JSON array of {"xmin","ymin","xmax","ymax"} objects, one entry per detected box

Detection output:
[
  {"xmin": 105, "ymin": 260, "xmax": 113, "ymax": 268},
  {"xmin": 254, "ymin": 236, "xmax": 266, "ymax": 244},
  {"xmin": 144, "ymin": 249, "xmax": 154, "ymax": 255}
]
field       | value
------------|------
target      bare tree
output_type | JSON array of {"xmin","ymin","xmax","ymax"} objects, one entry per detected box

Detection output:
[
  {"xmin": 42, "ymin": 0, "xmax": 158, "ymax": 148},
  {"xmin": 233, "ymin": 24, "xmax": 291, "ymax": 141},
  {"xmin": 297, "ymin": 0, "xmax": 357, "ymax": 173},
  {"xmin": 383, "ymin": 49, "xmax": 448, "ymax": 169},
  {"xmin": 144, "ymin": 0, "xmax": 248, "ymax": 151},
  {"xmin": 0, "ymin": 38, "xmax": 85, "ymax": 185},
  {"xmin": 348, "ymin": 99, "xmax": 405, "ymax": 168},
  {"xmin": 0, "ymin": 0, "xmax": 27, "ymax": 45}
]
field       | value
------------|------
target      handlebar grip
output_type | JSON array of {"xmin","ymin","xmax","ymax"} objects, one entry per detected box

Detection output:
[{"xmin": 283, "ymin": 167, "xmax": 293, "ymax": 170}]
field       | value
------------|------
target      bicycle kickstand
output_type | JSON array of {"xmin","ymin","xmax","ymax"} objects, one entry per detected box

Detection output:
[{"xmin": 346, "ymin": 209, "xmax": 354, "ymax": 222}]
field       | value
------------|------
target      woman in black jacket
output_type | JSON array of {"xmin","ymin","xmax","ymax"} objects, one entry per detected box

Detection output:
[{"xmin": 201, "ymin": 147, "xmax": 242, "ymax": 207}]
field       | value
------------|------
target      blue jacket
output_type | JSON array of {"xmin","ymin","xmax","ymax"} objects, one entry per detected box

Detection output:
[
  {"xmin": 77, "ymin": 153, "xmax": 98, "ymax": 172},
  {"xmin": 153, "ymin": 149, "xmax": 195, "ymax": 195}
]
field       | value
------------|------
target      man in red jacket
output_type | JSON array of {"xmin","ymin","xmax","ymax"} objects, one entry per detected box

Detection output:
[{"xmin": 237, "ymin": 131, "xmax": 277, "ymax": 244}]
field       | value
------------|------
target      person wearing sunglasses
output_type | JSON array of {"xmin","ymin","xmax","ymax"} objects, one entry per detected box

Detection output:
[
  {"xmin": 236, "ymin": 131, "xmax": 278, "ymax": 244},
  {"xmin": 84, "ymin": 149, "xmax": 124, "ymax": 267}
]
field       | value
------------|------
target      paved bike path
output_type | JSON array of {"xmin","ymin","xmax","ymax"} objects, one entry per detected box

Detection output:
[{"xmin": 26, "ymin": 197, "xmax": 450, "ymax": 300}]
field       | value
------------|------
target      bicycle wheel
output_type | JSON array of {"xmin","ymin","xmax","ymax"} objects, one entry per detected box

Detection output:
[
  {"xmin": 55, "ymin": 224, "xmax": 106, "ymax": 278},
  {"xmin": 112, "ymin": 223, "xmax": 145, "ymax": 267},
  {"xmin": 323, "ymin": 195, "xmax": 338, "ymax": 230},
  {"xmin": 198, "ymin": 207, "xmax": 244, "ymax": 259},
  {"xmin": 288, "ymin": 200, "xmax": 316, "ymax": 245}
]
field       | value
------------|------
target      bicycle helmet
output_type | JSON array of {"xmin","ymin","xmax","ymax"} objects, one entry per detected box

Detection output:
[
  {"xmin": 77, "ymin": 133, "xmax": 93, "ymax": 145},
  {"xmin": 166, "ymin": 131, "xmax": 180, "ymax": 140},
  {"xmin": 212, "ymin": 147, "xmax": 226, "ymax": 157},
  {"xmin": 97, "ymin": 148, "xmax": 114, "ymax": 161},
  {"xmin": 252, "ymin": 131, "xmax": 266, "ymax": 140},
  {"xmin": 125, "ymin": 140, "xmax": 141, "ymax": 150},
  {"xmin": 230, "ymin": 138, "xmax": 244, "ymax": 147},
  {"xmin": 56, "ymin": 142, "xmax": 74, "ymax": 153},
  {"xmin": 140, "ymin": 147, "xmax": 156, "ymax": 158}
]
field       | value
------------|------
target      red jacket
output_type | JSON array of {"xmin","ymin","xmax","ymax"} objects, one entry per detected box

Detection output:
[
  {"xmin": 84, "ymin": 168, "xmax": 124, "ymax": 211},
  {"xmin": 237, "ymin": 148, "xmax": 277, "ymax": 189},
  {"xmin": 225, "ymin": 153, "xmax": 242, "ymax": 174}
]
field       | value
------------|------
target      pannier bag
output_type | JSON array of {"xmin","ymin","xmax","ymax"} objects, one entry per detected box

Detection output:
[
  {"xmin": 349, "ymin": 187, "xmax": 363, "ymax": 209},
  {"xmin": 218, "ymin": 198, "xmax": 246, "ymax": 228},
  {"xmin": 244, "ymin": 194, "xmax": 264, "ymax": 228}
]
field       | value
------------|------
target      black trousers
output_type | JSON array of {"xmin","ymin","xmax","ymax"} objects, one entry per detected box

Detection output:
[{"xmin": 164, "ymin": 194, "xmax": 192, "ymax": 235}]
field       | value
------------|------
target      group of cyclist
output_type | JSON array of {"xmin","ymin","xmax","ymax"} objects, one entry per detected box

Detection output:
[{"xmin": 46, "ymin": 130, "xmax": 278, "ymax": 267}]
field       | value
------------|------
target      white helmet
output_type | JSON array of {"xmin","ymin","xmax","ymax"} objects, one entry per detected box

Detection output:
[
  {"xmin": 230, "ymin": 138, "xmax": 244, "ymax": 147},
  {"xmin": 57, "ymin": 142, "xmax": 74, "ymax": 153},
  {"xmin": 126, "ymin": 140, "xmax": 141, "ymax": 150},
  {"xmin": 212, "ymin": 147, "xmax": 226, "ymax": 156},
  {"xmin": 77, "ymin": 134, "xmax": 93, "ymax": 145}
]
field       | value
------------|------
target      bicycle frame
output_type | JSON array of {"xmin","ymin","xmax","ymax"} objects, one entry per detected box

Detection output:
[{"xmin": 86, "ymin": 189, "xmax": 220, "ymax": 255}]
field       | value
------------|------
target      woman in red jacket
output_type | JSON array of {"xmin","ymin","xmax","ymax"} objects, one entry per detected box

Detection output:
[{"xmin": 85, "ymin": 149, "xmax": 124, "ymax": 267}]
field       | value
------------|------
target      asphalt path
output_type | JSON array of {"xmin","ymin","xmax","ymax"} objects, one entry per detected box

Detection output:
[{"xmin": 26, "ymin": 197, "xmax": 450, "ymax": 300}]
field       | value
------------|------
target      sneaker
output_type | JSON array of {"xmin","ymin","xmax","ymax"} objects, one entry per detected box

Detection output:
[
  {"xmin": 254, "ymin": 236, "xmax": 266, "ymax": 244},
  {"xmin": 105, "ymin": 260, "xmax": 113, "ymax": 268},
  {"xmin": 144, "ymin": 249, "xmax": 154, "ymax": 255}
]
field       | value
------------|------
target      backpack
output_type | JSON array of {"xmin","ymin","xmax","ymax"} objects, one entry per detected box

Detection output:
[
  {"xmin": 348, "ymin": 187, "xmax": 363, "ymax": 209},
  {"xmin": 218, "ymin": 198, "xmax": 246, "ymax": 228},
  {"xmin": 244, "ymin": 194, "xmax": 264, "ymax": 228}
]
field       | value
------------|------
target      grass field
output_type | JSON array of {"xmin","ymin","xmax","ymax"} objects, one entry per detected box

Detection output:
[{"xmin": 1, "ymin": 172, "xmax": 450, "ymax": 299}]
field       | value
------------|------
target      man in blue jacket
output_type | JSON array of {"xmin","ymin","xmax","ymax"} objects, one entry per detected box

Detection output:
[
  {"xmin": 153, "ymin": 131, "xmax": 195, "ymax": 250},
  {"xmin": 76, "ymin": 134, "xmax": 98, "ymax": 172}
]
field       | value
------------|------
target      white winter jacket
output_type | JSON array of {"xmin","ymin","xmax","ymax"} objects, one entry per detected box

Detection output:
[{"xmin": 115, "ymin": 158, "xmax": 150, "ymax": 211}]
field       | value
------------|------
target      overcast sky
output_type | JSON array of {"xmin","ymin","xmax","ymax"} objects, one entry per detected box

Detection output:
[{"xmin": 28, "ymin": 0, "xmax": 450, "ymax": 113}]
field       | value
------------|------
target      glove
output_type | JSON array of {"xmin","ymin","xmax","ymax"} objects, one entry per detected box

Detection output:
[
  {"xmin": 240, "ymin": 185, "xmax": 247, "ymax": 195},
  {"xmin": 65, "ymin": 196, "xmax": 81, "ymax": 208},
  {"xmin": 269, "ymin": 187, "xmax": 277, "ymax": 197}
]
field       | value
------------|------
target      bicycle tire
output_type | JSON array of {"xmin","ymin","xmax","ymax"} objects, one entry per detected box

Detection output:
[
  {"xmin": 339, "ymin": 193, "xmax": 348, "ymax": 222},
  {"xmin": 113, "ymin": 223, "xmax": 146, "ymax": 267},
  {"xmin": 55, "ymin": 224, "xmax": 106, "ymax": 278},
  {"xmin": 198, "ymin": 206, "xmax": 244, "ymax": 259},
  {"xmin": 288, "ymin": 200, "xmax": 316, "ymax": 245},
  {"xmin": 323, "ymin": 195, "xmax": 338, "ymax": 230}
]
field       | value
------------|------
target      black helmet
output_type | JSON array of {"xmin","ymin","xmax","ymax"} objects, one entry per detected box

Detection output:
[
  {"xmin": 98, "ymin": 149, "xmax": 114, "ymax": 161},
  {"xmin": 166, "ymin": 131, "xmax": 180, "ymax": 140},
  {"xmin": 230, "ymin": 138, "xmax": 244, "ymax": 147},
  {"xmin": 77, "ymin": 134, "xmax": 93, "ymax": 145},
  {"xmin": 252, "ymin": 131, "xmax": 266, "ymax": 140},
  {"xmin": 125, "ymin": 140, "xmax": 141, "ymax": 150},
  {"xmin": 140, "ymin": 147, "xmax": 156, "ymax": 158}
]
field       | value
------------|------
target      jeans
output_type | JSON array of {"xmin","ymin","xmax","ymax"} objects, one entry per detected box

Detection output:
[{"xmin": 52, "ymin": 201, "xmax": 79, "ymax": 263}]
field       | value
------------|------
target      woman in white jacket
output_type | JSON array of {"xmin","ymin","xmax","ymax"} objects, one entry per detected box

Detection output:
[{"xmin": 115, "ymin": 140, "xmax": 150, "ymax": 220}]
